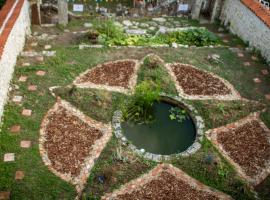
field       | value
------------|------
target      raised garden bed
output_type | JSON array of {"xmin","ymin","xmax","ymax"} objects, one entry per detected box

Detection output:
[
  {"xmin": 102, "ymin": 164, "xmax": 232, "ymax": 200},
  {"xmin": 74, "ymin": 59, "xmax": 139, "ymax": 93},
  {"xmin": 40, "ymin": 99, "xmax": 112, "ymax": 192},
  {"xmin": 166, "ymin": 63, "xmax": 241, "ymax": 100},
  {"xmin": 206, "ymin": 113, "xmax": 270, "ymax": 185}
]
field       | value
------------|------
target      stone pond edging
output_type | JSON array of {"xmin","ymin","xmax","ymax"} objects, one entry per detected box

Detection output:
[{"xmin": 112, "ymin": 94, "xmax": 205, "ymax": 162}]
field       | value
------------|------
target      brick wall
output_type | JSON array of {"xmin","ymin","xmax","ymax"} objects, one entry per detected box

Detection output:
[
  {"xmin": 220, "ymin": 0, "xmax": 270, "ymax": 62},
  {"xmin": 0, "ymin": 0, "xmax": 30, "ymax": 122}
]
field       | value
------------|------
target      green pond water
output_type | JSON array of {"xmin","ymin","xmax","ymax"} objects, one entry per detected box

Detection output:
[{"xmin": 121, "ymin": 101, "xmax": 196, "ymax": 155}]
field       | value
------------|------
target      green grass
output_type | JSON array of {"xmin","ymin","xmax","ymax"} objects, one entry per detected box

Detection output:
[{"xmin": 0, "ymin": 33, "xmax": 270, "ymax": 199}]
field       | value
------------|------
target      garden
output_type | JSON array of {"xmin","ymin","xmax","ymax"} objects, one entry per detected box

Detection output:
[{"xmin": 1, "ymin": 15, "xmax": 270, "ymax": 200}]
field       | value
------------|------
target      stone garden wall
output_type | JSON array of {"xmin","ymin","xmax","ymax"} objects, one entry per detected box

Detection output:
[
  {"xmin": 0, "ymin": 0, "xmax": 30, "ymax": 122},
  {"xmin": 220, "ymin": 0, "xmax": 270, "ymax": 62}
]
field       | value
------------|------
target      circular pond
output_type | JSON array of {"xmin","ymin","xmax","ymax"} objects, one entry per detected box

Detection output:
[{"xmin": 121, "ymin": 99, "xmax": 197, "ymax": 155}]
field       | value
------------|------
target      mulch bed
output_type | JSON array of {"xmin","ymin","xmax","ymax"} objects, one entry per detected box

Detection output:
[
  {"xmin": 44, "ymin": 106, "xmax": 102, "ymax": 176},
  {"xmin": 112, "ymin": 171, "xmax": 219, "ymax": 200},
  {"xmin": 217, "ymin": 120, "xmax": 270, "ymax": 177},
  {"xmin": 77, "ymin": 60, "xmax": 136, "ymax": 89},
  {"xmin": 170, "ymin": 64, "xmax": 231, "ymax": 96}
]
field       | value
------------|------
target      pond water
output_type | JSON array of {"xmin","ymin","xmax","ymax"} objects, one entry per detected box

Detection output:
[{"xmin": 121, "ymin": 101, "xmax": 196, "ymax": 155}]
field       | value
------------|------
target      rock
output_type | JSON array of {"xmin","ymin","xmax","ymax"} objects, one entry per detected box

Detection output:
[
  {"xmin": 218, "ymin": 27, "xmax": 224, "ymax": 32},
  {"xmin": 126, "ymin": 29, "xmax": 147, "ymax": 35},
  {"xmin": 122, "ymin": 20, "xmax": 133, "ymax": 27},
  {"xmin": 149, "ymin": 26, "xmax": 156, "ymax": 31},
  {"xmin": 153, "ymin": 17, "xmax": 166, "ymax": 22},
  {"xmin": 84, "ymin": 23, "xmax": 93, "ymax": 28},
  {"xmin": 172, "ymin": 42, "xmax": 177, "ymax": 48},
  {"xmin": 42, "ymin": 51, "xmax": 56, "ymax": 57},
  {"xmin": 140, "ymin": 23, "xmax": 149, "ymax": 28}
]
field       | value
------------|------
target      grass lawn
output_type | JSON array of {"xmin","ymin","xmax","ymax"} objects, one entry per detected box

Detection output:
[{"xmin": 0, "ymin": 17, "xmax": 270, "ymax": 200}]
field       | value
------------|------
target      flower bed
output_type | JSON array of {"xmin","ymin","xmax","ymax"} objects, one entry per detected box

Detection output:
[
  {"xmin": 166, "ymin": 63, "xmax": 241, "ymax": 100},
  {"xmin": 40, "ymin": 99, "xmax": 112, "ymax": 192},
  {"xmin": 102, "ymin": 164, "xmax": 232, "ymax": 200},
  {"xmin": 206, "ymin": 113, "xmax": 270, "ymax": 185},
  {"xmin": 74, "ymin": 59, "xmax": 140, "ymax": 93}
]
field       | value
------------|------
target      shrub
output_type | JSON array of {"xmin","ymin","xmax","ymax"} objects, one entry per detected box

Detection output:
[
  {"xmin": 122, "ymin": 80, "xmax": 161, "ymax": 123},
  {"xmin": 0, "ymin": 0, "xmax": 6, "ymax": 9},
  {"xmin": 143, "ymin": 54, "xmax": 164, "ymax": 69}
]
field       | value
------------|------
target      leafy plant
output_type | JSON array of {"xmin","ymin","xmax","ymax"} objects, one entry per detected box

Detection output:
[
  {"xmin": 169, "ymin": 107, "xmax": 188, "ymax": 123},
  {"xmin": 122, "ymin": 81, "xmax": 161, "ymax": 123}
]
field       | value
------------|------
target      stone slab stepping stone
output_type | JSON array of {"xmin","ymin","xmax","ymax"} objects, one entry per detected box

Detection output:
[
  {"xmin": 222, "ymin": 39, "xmax": 229, "ymax": 43},
  {"xmin": 153, "ymin": 17, "xmax": 166, "ymax": 22},
  {"xmin": 126, "ymin": 29, "xmax": 147, "ymax": 35},
  {"xmin": 243, "ymin": 62, "xmax": 251, "ymax": 66},
  {"xmin": 42, "ymin": 51, "xmax": 56, "ymax": 57},
  {"xmin": 4, "ymin": 153, "xmax": 15, "ymax": 162},
  {"xmin": 15, "ymin": 171, "xmax": 25, "ymax": 180},
  {"xmin": 206, "ymin": 113, "xmax": 270, "ymax": 186},
  {"xmin": 10, "ymin": 125, "xmax": 21, "ymax": 134},
  {"xmin": 22, "ymin": 63, "xmax": 30, "ymax": 67},
  {"xmin": 35, "ymin": 56, "xmax": 44, "ymax": 62},
  {"xmin": 44, "ymin": 45, "xmax": 52, "ymax": 50},
  {"xmin": 28, "ymin": 85, "xmax": 37, "ymax": 91},
  {"xmin": 122, "ymin": 20, "xmax": 132, "ymax": 26},
  {"xmin": 31, "ymin": 42, "xmax": 38, "ymax": 47},
  {"xmin": 253, "ymin": 78, "xmax": 261, "ymax": 83},
  {"xmin": 0, "ymin": 191, "xmax": 10, "ymax": 200},
  {"xmin": 12, "ymin": 96, "xmax": 22, "ymax": 103},
  {"xmin": 265, "ymin": 94, "xmax": 270, "ymax": 100},
  {"xmin": 21, "ymin": 51, "xmax": 39, "ymax": 57},
  {"xmin": 20, "ymin": 140, "xmax": 31, "ymax": 148},
  {"xmin": 237, "ymin": 53, "xmax": 244, "ymax": 57},
  {"xmin": 18, "ymin": 76, "xmax": 27, "ymax": 82},
  {"xmin": 84, "ymin": 23, "xmax": 92, "ymax": 28},
  {"xmin": 36, "ymin": 70, "xmax": 46, "ymax": 76},
  {"xmin": 252, "ymin": 56, "xmax": 258, "ymax": 61},
  {"xmin": 22, "ymin": 109, "xmax": 32, "ymax": 117},
  {"xmin": 40, "ymin": 99, "xmax": 112, "ymax": 193},
  {"xmin": 261, "ymin": 69, "xmax": 269, "ymax": 75},
  {"xmin": 102, "ymin": 164, "xmax": 232, "ymax": 200}
]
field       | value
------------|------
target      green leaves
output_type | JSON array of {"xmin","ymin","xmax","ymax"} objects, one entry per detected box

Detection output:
[{"xmin": 169, "ymin": 107, "xmax": 188, "ymax": 123}]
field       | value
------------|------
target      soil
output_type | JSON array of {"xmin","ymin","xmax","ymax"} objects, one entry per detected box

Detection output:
[
  {"xmin": 217, "ymin": 120, "xmax": 270, "ymax": 177},
  {"xmin": 44, "ymin": 106, "xmax": 102, "ymax": 176},
  {"xmin": 170, "ymin": 64, "xmax": 231, "ymax": 96},
  {"xmin": 78, "ymin": 60, "xmax": 136, "ymax": 89},
  {"xmin": 114, "ymin": 171, "xmax": 219, "ymax": 200}
]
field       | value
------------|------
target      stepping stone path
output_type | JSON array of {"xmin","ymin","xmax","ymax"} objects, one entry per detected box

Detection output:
[
  {"xmin": 28, "ymin": 85, "xmax": 37, "ymax": 91},
  {"xmin": 4, "ymin": 153, "xmax": 15, "ymax": 162},
  {"xmin": 15, "ymin": 171, "xmax": 25, "ymax": 180},
  {"xmin": 22, "ymin": 109, "xmax": 32, "ymax": 117},
  {"xmin": 36, "ymin": 56, "xmax": 44, "ymax": 62},
  {"xmin": 102, "ymin": 164, "xmax": 232, "ymax": 200},
  {"xmin": 12, "ymin": 96, "xmax": 22, "ymax": 103},
  {"xmin": 84, "ymin": 23, "xmax": 92, "ymax": 28},
  {"xmin": 20, "ymin": 140, "xmax": 31, "ymax": 148},
  {"xmin": 36, "ymin": 70, "xmax": 46, "ymax": 76},
  {"xmin": 31, "ymin": 42, "xmax": 38, "ymax": 47},
  {"xmin": 10, "ymin": 125, "xmax": 21, "ymax": 134},
  {"xmin": 223, "ymin": 39, "xmax": 229, "ymax": 43},
  {"xmin": 253, "ymin": 78, "xmax": 261, "ymax": 83},
  {"xmin": 261, "ymin": 69, "xmax": 269, "ymax": 75},
  {"xmin": 206, "ymin": 113, "xmax": 270, "ymax": 185},
  {"xmin": 18, "ymin": 76, "xmax": 27, "ymax": 82},
  {"xmin": 252, "ymin": 56, "xmax": 258, "ymax": 61},
  {"xmin": 0, "ymin": 191, "xmax": 10, "ymax": 200}
]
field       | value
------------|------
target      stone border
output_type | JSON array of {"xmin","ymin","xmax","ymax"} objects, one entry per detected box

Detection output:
[
  {"xmin": 206, "ymin": 112, "xmax": 270, "ymax": 186},
  {"xmin": 73, "ymin": 59, "xmax": 140, "ymax": 94},
  {"xmin": 165, "ymin": 63, "xmax": 242, "ymax": 101},
  {"xmin": 39, "ymin": 98, "xmax": 112, "ymax": 193},
  {"xmin": 101, "ymin": 163, "xmax": 233, "ymax": 200},
  {"xmin": 112, "ymin": 94, "xmax": 205, "ymax": 162}
]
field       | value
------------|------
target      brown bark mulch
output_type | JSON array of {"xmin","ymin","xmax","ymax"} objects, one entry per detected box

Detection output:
[
  {"xmin": 78, "ymin": 60, "xmax": 136, "ymax": 89},
  {"xmin": 115, "ymin": 171, "xmax": 219, "ymax": 200},
  {"xmin": 170, "ymin": 64, "xmax": 231, "ymax": 96},
  {"xmin": 217, "ymin": 120, "xmax": 270, "ymax": 177},
  {"xmin": 44, "ymin": 106, "xmax": 102, "ymax": 176}
]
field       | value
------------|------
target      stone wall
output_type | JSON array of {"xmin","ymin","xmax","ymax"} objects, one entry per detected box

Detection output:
[
  {"xmin": 220, "ymin": 0, "xmax": 270, "ymax": 62},
  {"xmin": 0, "ymin": 0, "xmax": 31, "ymax": 122}
]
